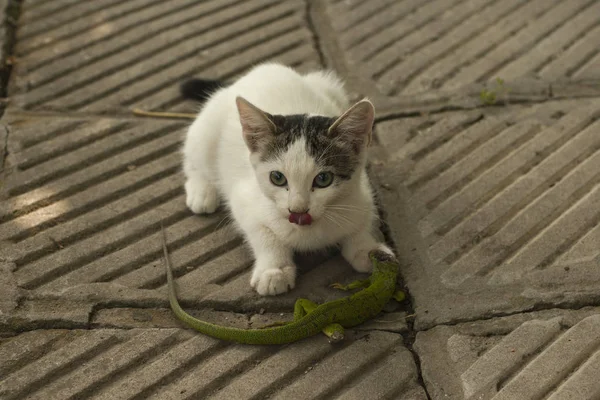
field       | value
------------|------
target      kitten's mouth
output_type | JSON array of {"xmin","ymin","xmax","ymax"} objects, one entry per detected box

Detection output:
[{"xmin": 289, "ymin": 212, "xmax": 312, "ymax": 226}]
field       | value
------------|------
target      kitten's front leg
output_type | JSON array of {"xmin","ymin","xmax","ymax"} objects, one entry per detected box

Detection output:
[
  {"xmin": 341, "ymin": 230, "xmax": 394, "ymax": 273},
  {"xmin": 248, "ymin": 229, "xmax": 296, "ymax": 296},
  {"xmin": 184, "ymin": 178, "xmax": 219, "ymax": 214}
]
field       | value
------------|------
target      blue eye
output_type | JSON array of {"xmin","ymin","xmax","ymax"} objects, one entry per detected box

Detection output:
[
  {"xmin": 270, "ymin": 171, "xmax": 287, "ymax": 186},
  {"xmin": 313, "ymin": 172, "xmax": 334, "ymax": 188}
]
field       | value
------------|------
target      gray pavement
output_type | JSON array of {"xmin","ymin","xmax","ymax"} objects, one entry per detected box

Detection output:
[{"xmin": 0, "ymin": 0, "xmax": 599, "ymax": 399}]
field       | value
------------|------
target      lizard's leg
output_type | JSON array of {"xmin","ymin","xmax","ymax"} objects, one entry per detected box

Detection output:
[
  {"xmin": 295, "ymin": 299, "xmax": 345, "ymax": 342},
  {"xmin": 294, "ymin": 298, "xmax": 317, "ymax": 318},
  {"xmin": 256, "ymin": 299, "xmax": 311, "ymax": 329},
  {"xmin": 260, "ymin": 299, "xmax": 315, "ymax": 328},
  {"xmin": 330, "ymin": 278, "xmax": 371, "ymax": 291},
  {"xmin": 259, "ymin": 320, "xmax": 291, "ymax": 328},
  {"xmin": 393, "ymin": 290, "xmax": 406, "ymax": 302}
]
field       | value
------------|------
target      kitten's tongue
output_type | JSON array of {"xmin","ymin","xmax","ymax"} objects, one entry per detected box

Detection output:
[{"xmin": 289, "ymin": 212, "xmax": 312, "ymax": 226}]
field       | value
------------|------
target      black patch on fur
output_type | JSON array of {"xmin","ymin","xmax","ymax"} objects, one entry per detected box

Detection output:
[
  {"xmin": 261, "ymin": 114, "xmax": 360, "ymax": 180},
  {"xmin": 180, "ymin": 78, "xmax": 223, "ymax": 102}
]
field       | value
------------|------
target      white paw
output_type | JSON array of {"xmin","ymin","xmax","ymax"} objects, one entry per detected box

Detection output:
[
  {"xmin": 185, "ymin": 179, "xmax": 219, "ymax": 214},
  {"xmin": 344, "ymin": 244, "xmax": 394, "ymax": 273},
  {"xmin": 250, "ymin": 266, "xmax": 296, "ymax": 296}
]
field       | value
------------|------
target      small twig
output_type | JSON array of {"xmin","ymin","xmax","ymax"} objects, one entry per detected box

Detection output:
[
  {"xmin": 372, "ymin": 313, "xmax": 416, "ymax": 323},
  {"xmin": 131, "ymin": 108, "xmax": 196, "ymax": 119}
]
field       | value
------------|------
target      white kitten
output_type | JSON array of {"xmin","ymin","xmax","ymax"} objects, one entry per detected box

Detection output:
[{"xmin": 181, "ymin": 63, "xmax": 393, "ymax": 296}]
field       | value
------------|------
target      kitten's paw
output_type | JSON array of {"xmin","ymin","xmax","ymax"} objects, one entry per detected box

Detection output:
[
  {"xmin": 251, "ymin": 266, "xmax": 296, "ymax": 296},
  {"xmin": 344, "ymin": 244, "xmax": 394, "ymax": 273},
  {"xmin": 185, "ymin": 180, "xmax": 219, "ymax": 214}
]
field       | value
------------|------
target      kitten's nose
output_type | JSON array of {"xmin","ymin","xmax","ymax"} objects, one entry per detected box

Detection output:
[{"xmin": 288, "ymin": 208, "xmax": 309, "ymax": 214}]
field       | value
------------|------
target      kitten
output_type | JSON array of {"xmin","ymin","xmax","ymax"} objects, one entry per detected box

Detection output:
[{"xmin": 181, "ymin": 63, "xmax": 393, "ymax": 296}]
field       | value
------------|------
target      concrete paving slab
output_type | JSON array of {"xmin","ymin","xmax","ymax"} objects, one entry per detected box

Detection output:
[
  {"xmin": 0, "ymin": 109, "xmax": 421, "ymax": 398},
  {"xmin": 0, "ymin": 328, "xmax": 424, "ymax": 400},
  {"xmin": 372, "ymin": 98, "xmax": 600, "ymax": 329},
  {"xmin": 0, "ymin": 260, "xmax": 19, "ymax": 315},
  {"xmin": 316, "ymin": 0, "xmax": 600, "ymax": 110},
  {"xmin": 2, "ymin": 0, "xmax": 600, "ymax": 398},
  {"xmin": 9, "ymin": 0, "xmax": 322, "ymax": 113},
  {"xmin": 0, "ymin": 0, "xmax": 14, "ymax": 68},
  {"xmin": 0, "ymin": 298, "xmax": 93, "ymax": 331},
  {"xmin": 0, "ymin": 121, "xmax": 7, "ymax": 171},
  {"xmin": 413, "ymin": 307, "xmax": 600, "ymax": 400},
  {"xmin": 0, "ymin": 114, "xmax": 402, "ymax": 330},
  {"xmin": 0, "ymin": 0, "xmax": 6, "ymax": 60}
]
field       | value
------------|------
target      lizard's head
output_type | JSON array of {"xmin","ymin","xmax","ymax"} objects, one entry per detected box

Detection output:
[{"xmin": 369, "ymin": 250, "xmax": 399, "ymax": 275}]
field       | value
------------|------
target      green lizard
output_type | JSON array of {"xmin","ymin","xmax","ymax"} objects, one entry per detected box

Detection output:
[{"xmin": 163, "ymin": 227, "xmax": 404, "ymax": 345}]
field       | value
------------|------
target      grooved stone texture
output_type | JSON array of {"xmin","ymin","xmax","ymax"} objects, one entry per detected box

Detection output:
[
  {"xmin": 373, "ymin": 99, "xmax": 600, "ymax": 329},
  {"xmin": 414, "ymin": 308, "xmax": 600, "ymax": 400},
  {"xmin": 9, "ymin": 0, "xmax": 322, "ymax": 113},
  {"xmin": 322, "ymin": 0, "xmax": 600, "ymax": 103},
  {"xmin": 0, "ymin": 0, "xmax": 10, "ymax": 69},
  {"xmin": 0, "ymin": 329, "xmax": 426, "ymax": 400},
  {"xmin": 0, "ymin": 112, "xmax": 421, "ymax": 398},
  {"xmin": 0, "ymin": 114, "xmax": 379, "ymax": 319},
  {"xmin": 2, "ymin": 0, "xmax": 600, "ymax": 399}
]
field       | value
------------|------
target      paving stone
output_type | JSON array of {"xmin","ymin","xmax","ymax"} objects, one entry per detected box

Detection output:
[
  {"xmin": 272, "ymin": 331, "xmax": 426, "ymax": 399},
  {"xmin": 206, "ymin": 334, "xmax": 334, "ymax": 400},
  {"xmin": 91, "ymin": 307, "xmax": 251, "ymax": 330},
  {"xmin": 0, "ymin": 0, "xmax": 10, "ymax": 165},
  {"xmin": 0, "ymin": 121, "xmax": 7, "ymax": 171},
  {"xmin": 3, "ymin": 0, "xmax": 600, "ymax": 397},
  {"xmin": 0, "ymin": 260, "xmax": 19, "ymax": 315},
  {"xmin": 354, "ymin": 311, "xmax": 410, "ymax": 334},
  {"xmin": 0, "ymin": 329, "xmax": 65, "ymax": 375},
  {"xmin": 372, "ymin": 99, "xmax": 600, "ymax": 328},
  {"xmin": 0, "ymin": 328, "xmax": 424, "ymax": 400},
  {"xmin": 0, "ymin": 329, "xmax": 127, "ymax": 399},
  {"xmin": 0, "ymin": 114, "xmax": 395, "ymax": 331},
  {"xmin": 9, "ymin": 0, "xmax": 322, "ymax": 113},
  {"xmin": 318, "ymin": 0, "xmax": 600, "ymax": 106},
  {"xmin": 0, "ymin": 298, "xmax": 93, "ymax": 331},
  {"xmin": 0, "ymin": 0, "xmax": 10, "ymax": 69},
  {"xmin": 414, "ymin": 307, "xmax": 600, "ymax": 400}
]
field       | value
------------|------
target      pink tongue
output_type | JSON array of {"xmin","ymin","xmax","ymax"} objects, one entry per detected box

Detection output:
[{"xmin": 289, "ymin": 212, "xmax": 312, "ymax": 226}]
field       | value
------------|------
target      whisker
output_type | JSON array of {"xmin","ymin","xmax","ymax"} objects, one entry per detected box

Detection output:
[
  {"xmin": 326, "ymin": 209, "xmax": 361, "ymax": 231},
  {"xmin": 326, "ymin": 205, "xmax": 382, "ymax": 222},
  {"xmin": 326, "ymin": 205, "xmax": 370, "ymax": 211},
  {"xmin": 215, "ymin": 214, "xmax": 233, "ymax": 231},
  {"xmin": 327, "ymin": 203, "xmax": 381, "ymax": 214},
  {"xmin": 323, "ymin": 212, "xmax": 345, "ymax": 230}
]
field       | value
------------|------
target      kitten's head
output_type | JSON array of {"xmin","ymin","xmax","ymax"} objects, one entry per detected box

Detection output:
[{"xmin": 236, "ymin": 96, "xmax": 374, "ymax": 227}]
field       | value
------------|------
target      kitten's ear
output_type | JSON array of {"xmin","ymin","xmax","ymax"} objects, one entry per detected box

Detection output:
[
  {"xmin": 236, "ymin": 96, "xmax": 276, "ymax": 153},
  {"xmin": 327, "ymin": 99, "xmax": 375, "ymax": 153}
]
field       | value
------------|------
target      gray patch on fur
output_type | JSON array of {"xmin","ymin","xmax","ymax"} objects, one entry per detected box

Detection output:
[{"xmin": 261, "ymin": 114, "xmax": 360, "ymax": 180}]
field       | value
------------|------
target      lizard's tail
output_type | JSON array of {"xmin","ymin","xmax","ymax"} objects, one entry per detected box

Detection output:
[{"xmin": 161, "ymin": 225, "xmax": 315, "ymax": 345}]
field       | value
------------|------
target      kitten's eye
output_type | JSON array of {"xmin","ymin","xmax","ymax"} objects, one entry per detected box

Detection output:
[
  {"xmin": 313, "ymin": 172, "xmax": 334, "ymax": 188},
  {"xmin": 270, "ymin": 171, "xmax": 287, "ymax": 187}
]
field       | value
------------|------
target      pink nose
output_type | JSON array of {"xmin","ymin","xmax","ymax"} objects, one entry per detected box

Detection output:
[{"xmin": 289, "ymin": 212, "xmax": 312, "ymax": 226}]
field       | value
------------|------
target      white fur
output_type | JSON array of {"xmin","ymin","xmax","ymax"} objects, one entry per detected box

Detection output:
[{"xmin": 182, "ymin": 63, "xmax": 392, "ymax": 295}]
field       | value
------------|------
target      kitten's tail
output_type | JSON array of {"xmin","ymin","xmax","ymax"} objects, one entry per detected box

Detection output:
[{"xmin": 180, "ymin": 78, "xmax": 223, "ymax": 102}]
